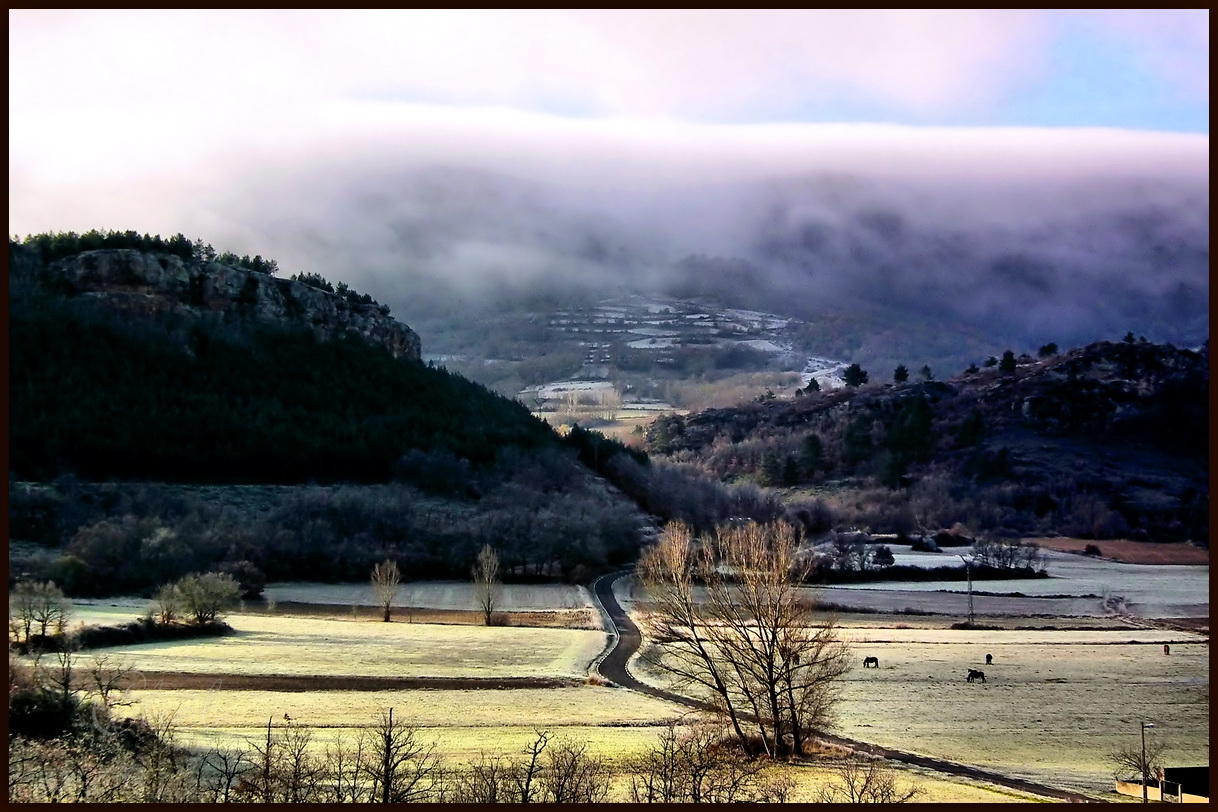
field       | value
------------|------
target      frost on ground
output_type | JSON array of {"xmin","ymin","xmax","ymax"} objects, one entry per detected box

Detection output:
[{"xmin": 264, "ymin": 581, "xmax": 594, "ymax": 612}]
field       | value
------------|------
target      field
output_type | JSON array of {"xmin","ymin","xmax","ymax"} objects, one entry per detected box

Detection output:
[
  {"xmin": 64, "ymin": 607, "xmax": 1054, "ymax": 801},
  {"xmin": 53, "ymin": 549, "xmax": 1207, "ymax": 803},
  {"xmin": 837, "ymin": 628, "xmax": 1207, "ymax": 796},
  {"xmin": 621, "ymin": 550, "xmax": 1210, "ymax": 801},
  {"xmin": 263, "ymin": 580, "xmax": 596, "ymax": 613},
  {"xmin": 70, "ymin": 613, "xmax": 604, "ymax": 681},
  {"xmin": 628, "ymin": 623, "xmax": 1208, "ymax": 798},
  {"xmin": 259, "ymin": 581, "xmax": 602, "ymax": 628},
  {"xmin": 1027, "ymin": 537, "xmax": 1209, "ymax": 566}
]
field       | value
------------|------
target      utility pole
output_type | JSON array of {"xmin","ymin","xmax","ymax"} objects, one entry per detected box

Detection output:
[
  {"xmin": 958, "ymin": 554, "xmax": 974, "ymax": 626},
  {"xmin": 1141, "ymin": 721, "xmax": 1156, "ymax": 803}
]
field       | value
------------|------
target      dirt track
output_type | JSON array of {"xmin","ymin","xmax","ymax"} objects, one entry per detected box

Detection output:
[{"xmin": 591, "ymin": 571, "xmax": 1099, "ymax": 803}]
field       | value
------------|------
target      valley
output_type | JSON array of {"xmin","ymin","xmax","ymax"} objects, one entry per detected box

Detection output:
[
  {"xmin": 421, "ymin": 292, "xmax": 851, "ymax": 440},
  {"xmin": 8, "ymin": 236, "xmax": 1207, "ymax": 803},
  {"xmin": 45, "ymin": 543, "xmax": 1207, "ymax": 802}
]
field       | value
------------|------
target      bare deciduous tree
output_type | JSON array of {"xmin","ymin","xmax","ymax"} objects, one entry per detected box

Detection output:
[
  {"xmin": 473, "ymin": 544, "xmax": 503, "ymax": 626},
  {"xmin": 151, "ymin": 582, "xmax": 183, "ymax": 626},
  {"xmin": 1111, "ymin": 734, "xmax": 1171, "ymax": 789},
  {"xmin": 194, "ymin": 747, "xmax": 253, "ymax": 804},
  {"xmin": 814, "ymin": 753, "xmax": 924, "ymax": 803},
  {"xmin": 448, "ymin": 728, "xmax": 611, "ymax": 803},
  {"xmin": 637, "ymin": 520, "xmax": 852, "ymax": 759},
  {"xmin": 973, "ymin": 536, "xmax": 1046, "ymax": 572},
  {"xmin": 370, "ymin": 559, "xmax": 401, "ymax": 623},
  {"xmin": 510, "ymin": 727, "xmax": 550, "ymax": 803},
  {"xmin": 9, "ymin": 580, "xmax": 72, "ymax": 646},
  {"xmin": 538, "ymin": 738, "xmax": 611, "ymax": 803},
  {"xmin": 629, "ymin": 721, "xmax": 793, "ymax": 803},
  {"xmin": 361, "ymin": 707, "xmax": 444, "ymax": 802}
]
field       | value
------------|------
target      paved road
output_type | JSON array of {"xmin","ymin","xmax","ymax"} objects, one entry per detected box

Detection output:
[{"xmin": 590, "ymin": 571, "xmax": 1098, "ymax": 803}]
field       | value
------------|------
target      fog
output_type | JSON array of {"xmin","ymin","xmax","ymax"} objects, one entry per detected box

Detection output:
[{"xmin": 9, "ymin": 116, "xmax": 1209, "ymax": 352}]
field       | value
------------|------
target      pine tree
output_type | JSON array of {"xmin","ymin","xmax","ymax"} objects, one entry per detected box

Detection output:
[{"xmin": 842, "ymin": 363, "xmax": 868, "ymax": 387}]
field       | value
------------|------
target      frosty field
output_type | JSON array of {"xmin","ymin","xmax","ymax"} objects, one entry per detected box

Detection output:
[
  {"xmin": 78, "ymin": 614, "xmax": 605, "ymax": 681},
  {"xmin": 263, "ymin": 580, "xmax": 595, "ymax": 613},
  {"xmin": 55, "ymin": 554, "xmax": 1208, "ymax": 803},
  {"xmin": 822, "ymin": 549, "xmax": 1209, "ymax": 619},
  {"xmin": 631, "ymin": 623, "xmax": 1209, "ymax": 798}
]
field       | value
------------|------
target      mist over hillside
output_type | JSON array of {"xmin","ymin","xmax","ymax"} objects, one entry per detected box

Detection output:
[
  {"xmin": 10, "ymin": 11, "xmax": 1208, "ymax": 411},
  {"xmin": 177, "ymin": 159, "xmax": 1207, "ymax": 372},
  {"xmin": 13, "ymin": 118, "xmax": 1207, "ymax": 378}
]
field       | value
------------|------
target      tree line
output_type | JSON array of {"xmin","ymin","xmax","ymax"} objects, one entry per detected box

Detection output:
[
  {"xmin": 9, "ymin": 452, "xmax": 651, "ymax": 598},
  {"xmin": 12, "ymin": 230, "xmax": 279, "ymax": 275}
]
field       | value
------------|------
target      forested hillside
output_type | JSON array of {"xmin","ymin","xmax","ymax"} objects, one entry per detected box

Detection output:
[
  {"xmin": 645, "ymin": 339, "xmax": 1209, "ymax": 546},
  {"xmin": 7, "ymin": 234, "xmax": 660, "ymax": 595},
  {"xmin": 9, "ymin": 235, "xmax": 552, "ymax": 483}
]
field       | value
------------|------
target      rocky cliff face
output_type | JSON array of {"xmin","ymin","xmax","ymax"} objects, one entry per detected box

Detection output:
[{"xmin": 30, "ymin": 248, "xmax": 421, "ymax": 361}]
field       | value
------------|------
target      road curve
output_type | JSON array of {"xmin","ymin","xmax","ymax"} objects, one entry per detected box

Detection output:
[{"xmin": 590, "ymin": 571, "xmax": 1098, "ymax": 803}]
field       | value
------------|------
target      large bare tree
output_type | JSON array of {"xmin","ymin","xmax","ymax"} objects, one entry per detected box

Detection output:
[
  {"xmin": 473, "ymin": 544, "xmax": 502, "ymax": 626},
  {"xmin": 637, "ymin": 520, "xmax": 851, "ymax": 758},
  {"xmin": 370, "ymin": 559, "xmax": 401, "ymax": 623}
]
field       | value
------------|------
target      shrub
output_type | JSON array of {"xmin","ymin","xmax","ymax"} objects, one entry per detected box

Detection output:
[
  {"xmin": 174, "ymin": 572, "xmax": 241, "ymax": 625},
  {"xmin": 872, "ymin": 545, "xmax": 895, "ymax": 567}
]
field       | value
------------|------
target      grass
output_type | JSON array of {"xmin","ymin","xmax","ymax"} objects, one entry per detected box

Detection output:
[
  {"xmin": 632, "ymin": 624, "xmax": 1209, "ymax": 798},
  {"xmin": 65, "ymin": 614, "xmax": 606, "ymax": 680},
  {"xmin": 137, "ymin": 697, "xmax": 1042, "ymax": 803},
  {"xmin": 263, "ymin": 581, "xmax": 595, "ymax": 612},
  {"xmin": 63, "ymin": 589, "xmax": 1206, "ymax": 803},
  {"xmin": 123, "ymin": 686, "xmax": 686, "ymax": 737}
]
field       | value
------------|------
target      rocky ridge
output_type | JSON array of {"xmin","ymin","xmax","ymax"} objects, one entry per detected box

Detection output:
[{"xmin": 18, "ymin": 247, "xmax": 421, "ymax": 361}]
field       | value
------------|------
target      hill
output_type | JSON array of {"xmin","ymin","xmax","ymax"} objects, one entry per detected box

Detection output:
[
  {"xmin": 9, "ymin": 237, "xmax": 549, "ymax": 483},
  {"xmin": 643, "ymin": 340, "xmax": 1208, "ymax": 546},
  {"xmin": 7, "ymin": 234, "xmax": 654, "ymax": 596}
]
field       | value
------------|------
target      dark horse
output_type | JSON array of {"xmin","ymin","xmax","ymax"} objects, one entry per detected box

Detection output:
[
  {"xmin": 967, "ymin": 668, "xmax": 986, "ymax": 683},
  {"xmin": 863, "ymin": 656, "xmax": 879, "ymax": 668},
  {"xmin": 985, "ymin": 653, "xmax": 993, "ymax": 665}
]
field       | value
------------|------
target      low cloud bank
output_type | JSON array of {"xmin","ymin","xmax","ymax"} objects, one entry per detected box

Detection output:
[{"xmin": 10, "ymin": 117, "xmax": 1209, "ymax": 351}]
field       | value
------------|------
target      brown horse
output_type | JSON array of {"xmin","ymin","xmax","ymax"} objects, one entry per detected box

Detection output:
[
  {"xmin": 967, "ymin": 668, "xmax": 986, "ymax": 683},
  {"xmin": 863, "ymin": 656, "xmax": 879, "ymax": 668},
  {"xmin": 985, "ymin": 653, "xmax": 993, "ymax": 665}
]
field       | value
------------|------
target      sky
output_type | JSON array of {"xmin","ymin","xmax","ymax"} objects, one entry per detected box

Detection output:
[{"xmin": 7, "ymin": 10, "xmax": 1210, "ymax": 350}]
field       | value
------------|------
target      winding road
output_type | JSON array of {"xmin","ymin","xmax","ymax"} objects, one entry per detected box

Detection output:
[{"xmin": 590, "ymin": 571, "xmax": 1097, "ymax": 803}]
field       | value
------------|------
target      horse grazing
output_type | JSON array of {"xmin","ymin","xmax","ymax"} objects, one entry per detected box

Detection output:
[
  {"xmin": 1164, "ymin": 644, "xmax": 1170, "ymax": 655},
  {"xmin": 985, "ymin": 653, "xmax": 993, "ymax": 665},
  {"xmin": 967, "ymin": 668, "xmax": 986, "ymax": 683},
  {"xmin": 863, "ymin": 656, "xmax": 879, "ymax": 668}
]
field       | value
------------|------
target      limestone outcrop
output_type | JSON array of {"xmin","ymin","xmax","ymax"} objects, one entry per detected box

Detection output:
[{"xmin": 36, "ymin": 248, "xmax": 421, "ymax": 361}]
